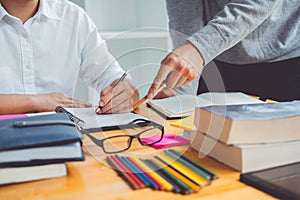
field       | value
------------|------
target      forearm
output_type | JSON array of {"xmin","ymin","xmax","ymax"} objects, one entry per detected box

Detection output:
[
  {"xmin": 0, "ymin": 94, "xmax": 38, "ymax": 114},
  {"xmin": 189, "ymin": 0, "xmax": 281, "ymax": 65}
]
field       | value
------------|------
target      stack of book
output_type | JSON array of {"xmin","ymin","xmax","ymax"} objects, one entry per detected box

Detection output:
[
  {"xmin": 191, "ymin": 101, "xmax": 300, "ymax": 173},
  {"xmin": 0, "ymin": 113, "xmax": 84, "ymax": 185}
]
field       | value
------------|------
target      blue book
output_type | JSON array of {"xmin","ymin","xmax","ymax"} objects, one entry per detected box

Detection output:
[{"xmin": 0, "ymin": 113, "xmax": 84, "ymax": 167}]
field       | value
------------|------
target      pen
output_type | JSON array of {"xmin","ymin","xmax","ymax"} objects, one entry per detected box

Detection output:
[
  {"xmin": 133, "ymin": 83, "xmax": 165, "ymax": 110},
  {"xmin": 96, "ymin": 71, "xmax": 128, "ymax": 113}
]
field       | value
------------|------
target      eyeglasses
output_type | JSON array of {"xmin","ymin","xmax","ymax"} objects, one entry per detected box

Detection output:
[{"xmin": 79, "ymin": 119, "xmax": 164, "ymax": 154}]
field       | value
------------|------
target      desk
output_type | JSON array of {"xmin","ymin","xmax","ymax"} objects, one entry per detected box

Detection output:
[{"xmin": 0, "ymin": 104, "xmax": 274, "ymax": 200}]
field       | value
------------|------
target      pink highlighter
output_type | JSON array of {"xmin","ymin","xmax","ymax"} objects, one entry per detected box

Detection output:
[{"xmin": 140, "ymin": 133, "xmax": 190, "ymax": 149}]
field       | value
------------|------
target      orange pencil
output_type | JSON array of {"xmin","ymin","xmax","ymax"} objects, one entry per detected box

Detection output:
[
  {"xmin": 153, "ymin": 157, "xmax": 201, "ymax": 192},
  {"xmin": 157, "ymin": 154, "xmax": 208, "ymax": 186},
  {"xmin": 131, "ymin": 157, "xmax": 174, "ymax": 191}
]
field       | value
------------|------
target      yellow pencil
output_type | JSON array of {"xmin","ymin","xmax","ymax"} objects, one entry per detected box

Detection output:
[
  {"xmin": 157, "ymin": 154, "xmax": 208, "ymax": 186},
  {"xmin": 131, "ymin": 157, "xmax": 173, "ymax": 191},
  {"xmin": 153, "ymin": 158, "xmax": 201, "ymax": 192}
]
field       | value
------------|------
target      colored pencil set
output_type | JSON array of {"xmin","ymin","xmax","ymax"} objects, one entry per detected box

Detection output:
[{"xmin": 106, "ymin": 149, "xmax": 218, "ymax": 194}]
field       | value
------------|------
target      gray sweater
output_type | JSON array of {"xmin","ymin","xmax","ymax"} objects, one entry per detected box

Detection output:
[{"xmin": 167, "ymin": 0, "xmax": 300, "ymax": 94}]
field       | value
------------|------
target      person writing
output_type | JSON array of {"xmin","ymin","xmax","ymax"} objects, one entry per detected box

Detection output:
[
  {"xmin": 0, "ymin": 0, "xmax": 138, "ymax": 115},
  {"xmin": 148, "ymin": 0, "xmax": 300, "ymax": 101}
]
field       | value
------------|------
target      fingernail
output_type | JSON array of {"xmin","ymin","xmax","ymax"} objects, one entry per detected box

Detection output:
[
  {"xmin": 99, "ymin": 101, "xmax": 105, "ymax": 107},
  {"xmin": 96, "ymin": 107, "xmax": 102, "ymax": 114}
]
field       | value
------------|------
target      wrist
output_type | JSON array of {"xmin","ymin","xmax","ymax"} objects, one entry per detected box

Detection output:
[{"xmin": 28, "ymin": 94, "xmax": 41, "ymax": 113}]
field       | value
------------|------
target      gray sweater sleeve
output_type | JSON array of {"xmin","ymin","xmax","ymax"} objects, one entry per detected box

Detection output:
[{"xmin": 189, "ymin": 0, "xmax": 281, "ymax": 65}]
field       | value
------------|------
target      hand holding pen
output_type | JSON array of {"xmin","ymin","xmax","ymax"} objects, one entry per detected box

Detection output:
[{"xmin": 96, "ymin": 71, "xmax": 139, "ymax": 114}]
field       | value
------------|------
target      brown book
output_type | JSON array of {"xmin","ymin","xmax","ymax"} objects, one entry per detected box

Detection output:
[{"xmin": 194, "ymin": 101, "xmax": 300, "ymax": 144}]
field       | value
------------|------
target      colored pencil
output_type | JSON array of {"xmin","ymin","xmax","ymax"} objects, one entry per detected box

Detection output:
[
  {"xmin": 106, "ymin": 156, "xmax": 141, "ymax": 190},
  {"xmin": 164, "ymin": 150, "xmax": 211, "ymax": 181},
  {"xmin": 148, "ymin": 159, "xmax": 193, "ymax": 194},
  {"xmin": 169, "ymin": 149, "xmax": 218, "ymax": 180},
  {"xmin": 116, "ymin": 155, "xmax": 151, "ymax": 188},
  {"xmin": 127, "ymin": 157, "xmax": 163, "ymax": 190},
  {"xmin": 118, "ymin": 155, "xmax": 159, "ymax": 190},
  {"xmin": 153, "ymin": 157, "xmax": 201, "ymax": 193},
  {"xmin": 130, "ymin": 157, "xmax": 173, "ymax": 191},
  {"xmin": 143, "ymin": 159, "xmax": 182, "ymax": 194},
  {"xmin": 157, "ymin": 154, "xmax": 208, "ymax": 186},
  {"xmin": 110, "ymin": 155, "xmax": 145, "ymax": 188}
]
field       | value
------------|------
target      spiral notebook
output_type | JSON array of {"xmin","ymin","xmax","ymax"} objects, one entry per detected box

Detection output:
[{"xmin": 55, "ymin": 106, "xmax": 147, "ymax": 133}]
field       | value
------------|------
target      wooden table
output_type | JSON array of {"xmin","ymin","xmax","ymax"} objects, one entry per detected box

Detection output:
[{"xmin": 0, "ymin": 104, "xmax": 274, "ymax": 200}]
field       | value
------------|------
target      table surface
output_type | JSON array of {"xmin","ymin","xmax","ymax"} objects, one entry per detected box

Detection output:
[{"xmin": 0, "ymin": 104, "xmax": 274, "ymax": 200}]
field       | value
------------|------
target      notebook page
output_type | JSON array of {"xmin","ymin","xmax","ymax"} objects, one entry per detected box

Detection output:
[{"xmin": 66, "ymin": 107, "xmax": 146, "ymax": 129}]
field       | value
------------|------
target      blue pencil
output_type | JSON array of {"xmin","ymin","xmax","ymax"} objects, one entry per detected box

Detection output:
[{"xmin": 116, "ymin": 155, "xmax": 158, "ymax": 190}]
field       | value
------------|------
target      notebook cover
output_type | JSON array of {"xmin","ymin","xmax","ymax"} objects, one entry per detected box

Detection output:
[
  {"xmin": 0, "ymin": 113, "xmax": 82, "ymax": 151},
  {"xmin": 240, "ymin": 162, "xmax": 300, "ymax": 200}
]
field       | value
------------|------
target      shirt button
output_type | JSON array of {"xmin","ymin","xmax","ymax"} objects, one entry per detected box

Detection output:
[{"xmin": 26, "ymin": 64, "xmax": 32, "ymax": 69}]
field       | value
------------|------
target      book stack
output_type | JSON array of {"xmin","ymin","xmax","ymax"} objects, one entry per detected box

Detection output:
[
  {"xmin": 191, "ymin": 101, "xmax": 300, "ymax": 173},
  {"xmin": 0, "ymin": 113, "xmax": 84, "ymax": 185}
]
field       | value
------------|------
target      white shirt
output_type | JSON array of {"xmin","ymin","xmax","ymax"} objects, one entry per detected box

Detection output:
[{"xmin": 0, "ymin": 0, "xmax": 124, "ymax": 95}]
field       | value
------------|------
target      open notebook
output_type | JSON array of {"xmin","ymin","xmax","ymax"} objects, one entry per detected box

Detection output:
[{"xmin": 147, "ymin": 92, "xmax": 263, "ymax": 119}]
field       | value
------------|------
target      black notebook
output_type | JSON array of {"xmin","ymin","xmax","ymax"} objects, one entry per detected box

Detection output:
[{"xmin": 240, "ymin": 162, "xmax": 300, "ymax": 200}]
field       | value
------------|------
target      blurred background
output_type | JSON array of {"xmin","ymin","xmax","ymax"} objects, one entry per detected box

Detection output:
[{"xmin": 70, "ymin": 0, "xmax": 171, "ymax": 105}]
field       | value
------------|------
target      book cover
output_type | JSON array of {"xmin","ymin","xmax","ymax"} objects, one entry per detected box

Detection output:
[
  {"xmin": 240, "ymin": 162, "xmax": 300, "ymax": 200},
  {"xmin": 195, "ymin": 101, "xmax": 300, "ymax": 144},
  {"xmin": 0, "ymin": 113, "xmax": 82, "ymax": 151}
]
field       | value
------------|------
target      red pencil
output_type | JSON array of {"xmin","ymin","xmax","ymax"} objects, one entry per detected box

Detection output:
[
  {"xmin": 127, "ymin": 157, "xmax": 164, "ymax": 190},
  {"xmin": 106, "ymin": 156, "xmax": 141, "ymax": 190},
  {"xmin": 110, "ymin": 155, "xmax": 145, "ymax": 189}
]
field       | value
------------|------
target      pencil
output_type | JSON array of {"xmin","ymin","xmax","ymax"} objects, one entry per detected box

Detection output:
[
  {"xmin": 110, "ymin": 155, "xmax": 145, "ymax": 188},
  {"xmin": 133, "ymin": 83, "xmax": 165, "ymax": 110},
  {"xmin": 127, "ymin": 157, "xmax": 161, "ymax": 190},
  {"xmin": 116, "ymin": 155, "xmax": 150, "ymax": 187},
  {"xmin": 147, "ymin": 159, "xmax": 193, "ymax": 194},
  {"xmin": 118, "ymin": 155, "xmax": 158, "ymax": 189},
  {"xmin": 156, "ymin": 154, "xmax": 208, "ymax": 186},
  {"xmin": 132, "ymin": 157, "xmax": 174, "ymax": 191},
  {"xmin": 129, "ymin": 157, "xmax": 166, "ymax": 191},
  {"xmin": 106, "ymin": 156, "xmax": 141, "ymax": 190},
  {"xmin": 165, "ymin": 150, "xmax": 211, "ymax": 181},
  {"xmin": 133, "ymin": 95, "xmax": 147, "ymax": 110},
  {"xmin": 169, "ymin": 149, "xmax": 218, "ymax": 180},
  {"xmin": 153, "ymin": 157, "xmax": 201, "ymax": 193}
]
